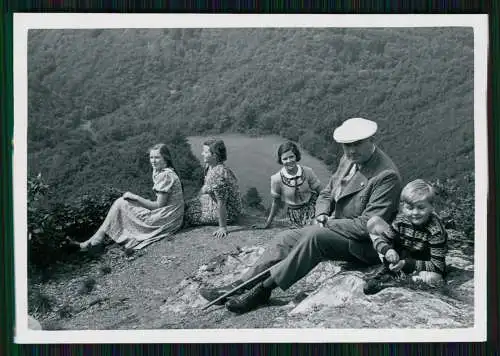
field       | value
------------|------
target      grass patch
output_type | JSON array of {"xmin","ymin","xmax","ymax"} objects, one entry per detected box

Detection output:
[
  {"xmin": 100, "ymin": 264, "xmax": 112, "ymax": 275},
  {"xmin": 58, "ymin": 304, "xmax": 74, "ymax": 319},
  {"xmin": 30, "ymin": 291, "xmax": 54, "ymax": 314}
]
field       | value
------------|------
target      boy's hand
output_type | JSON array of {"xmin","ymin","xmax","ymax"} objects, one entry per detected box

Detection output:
[
  {"xmin": 315, "ymin": 214, "xmax": 328, "ymax": 227},
  {"xmin": 389, "ymin": 260, "xmax": 405, "ymax": 272},
  {"xmin": 385, "ymin": 249, "xmax": 400, "ymax": 264}
]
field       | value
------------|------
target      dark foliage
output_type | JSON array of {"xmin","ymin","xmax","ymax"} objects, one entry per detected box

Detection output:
[
  {"xmin": 28, "ymin": 174, "xmax": 123, "ymax": 267},
  {"xmin": 27, "ymin": 28, "xmax": 476, "ymax": 269},
  {"xmin": 57, "ymin": 304, "xmax": 74, "ymax": 319},
  {"xmin": 30, "ymin": 291, "xmax": 54, "ymax": 314},
  {"xmin": 28, "ymin": 28, "xmax": 474, "ymax": 202},
  {"xmin": 78, "ymin": 278, "xmax": 97, "ymax": 295},
  {"xmin": 100, "ymin": 264, "xmax": 112, "ymax": 275},
  {"xmin": 244, "ymin": 187, "xmax": 264, "ymax": 208},
  {"xmin": 432, "ymin": 173, "xmax": 475, "ymax": 238}
]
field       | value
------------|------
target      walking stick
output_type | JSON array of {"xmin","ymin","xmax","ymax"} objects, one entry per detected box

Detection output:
[
  {"xmin": 201, "ymin": 267, "xmax": 273, "ymax": 310},
  {"xmin": 202, "ymin": 221, "xmax": 327, "ymax": 310}
]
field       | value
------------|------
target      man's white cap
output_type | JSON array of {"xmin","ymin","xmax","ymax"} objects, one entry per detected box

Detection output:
[{"xmin": 333, "ymin": 118, "xmax": 378, "ymax": 143}]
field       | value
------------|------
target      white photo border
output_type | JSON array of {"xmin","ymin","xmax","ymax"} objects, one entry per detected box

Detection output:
[{"xmin": 13, "ymin": 13, "xmax": 489, "ymax": 344}]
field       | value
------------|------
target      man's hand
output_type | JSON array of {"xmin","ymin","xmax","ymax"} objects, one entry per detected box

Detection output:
[
  {"xmin": 315, "ymin": 214, "xmax": 328, "ymax": 227},
  {"xmin": 389, "ymin": 259, "xmax": 405, "ymax": 272},
  {"xmin": 213, "ymin": 227, "xmax": 228, "ymax": 238},
  {"xmin": 384, "ymin": 249, "xmax": 400, "ymax": 264}
]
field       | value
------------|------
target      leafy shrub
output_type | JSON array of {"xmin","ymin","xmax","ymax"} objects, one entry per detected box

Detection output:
[
  {"xmin": 431, "ymin": 173, "xmax": 474, "ymax": 240},
  {"xmin": 57, "ymin": 304, "xmax": 74, "ymax": 319},
  {"xmin": 28, "ymin": 174, "xmax": 123, "ymax": 268},
  {"xmin": 100, "ymin": 264, "xmax": 112, "ymax": 275},
  {"xmin": 78, "ymin": 278, "xmax": 97, "ymax": 295},
  {"xmin": 29, "ymin": 290, "xmax": 54, "ymax": 314},
  {"xmin": 244, "ymin": 187, "xmax": 264, "ymax": 209}
]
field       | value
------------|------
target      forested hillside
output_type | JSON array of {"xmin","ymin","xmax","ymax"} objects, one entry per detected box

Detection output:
[{"xmin": 28, "ymin": 27, "xmax": 474, "ymax": 206}]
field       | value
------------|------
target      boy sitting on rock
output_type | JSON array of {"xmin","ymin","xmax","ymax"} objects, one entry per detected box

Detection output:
[{"xmin": 363, "ymin": 179, "xmax": 448, "ymax": 295}]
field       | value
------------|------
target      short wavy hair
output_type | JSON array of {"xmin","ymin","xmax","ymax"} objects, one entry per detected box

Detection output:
[
  {"xmin": 277, "ymin": 142, "xmax": 301, "ymax": 165},
  {"xmin": 400, "ymin": 179, "xmax": 435, "ymax": 205},
  {"xmin": 203, "ymin": 139, "xmax": 227, "ymax": 163}
]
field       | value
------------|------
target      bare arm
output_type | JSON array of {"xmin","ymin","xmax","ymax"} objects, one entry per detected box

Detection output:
[
  {"xmin": 123, "ymin": 191, "xmax": 168, "ymax": 210},
  {"xmin": 213, "ymin": 197, "xmax": 228, "ymax": 238},
  {"xmin": 262, "ymin": 197, "xmax": 282, "ymax": 228}
]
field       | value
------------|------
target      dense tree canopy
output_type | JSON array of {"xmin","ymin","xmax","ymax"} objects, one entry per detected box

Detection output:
[{"xmin": 27, "ymin": 27, "xmax": 474, "ymax": 207}]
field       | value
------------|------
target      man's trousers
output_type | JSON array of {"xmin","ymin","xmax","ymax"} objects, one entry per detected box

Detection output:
[{"xmin": 240, "ymin": 224, "xmax": 373, "ymax": 291}]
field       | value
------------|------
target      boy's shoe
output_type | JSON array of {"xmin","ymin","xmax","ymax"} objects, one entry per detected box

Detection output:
[
  {"xmin": 199, "ymin": 280, "xmax": 245, "ymax": 305},
  {"xmin": 364, "ymin": 264, "xmax": 390, "ymax": 280},
  {"xmin": 225, "ymin": 282, "xmax": 272, "ymax": 314},
  {"xmin": 363, "ymin": 268, "xmax": 401, "ymax": 295},
  {"xmin": 363, "ymin": 279, "xmax": 395, "ymax": 295}
]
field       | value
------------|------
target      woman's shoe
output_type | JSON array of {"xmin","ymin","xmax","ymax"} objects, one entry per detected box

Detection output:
[
  {"xmin": 65, "ymin": 237, "xmax": 100, "ymax": 252},
  {"xmin": 65, "ymin": 237, "xmax": 88, "ymax": 251}
]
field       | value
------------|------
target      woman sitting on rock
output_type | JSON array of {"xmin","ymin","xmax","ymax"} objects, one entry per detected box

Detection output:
[
  {"xmin": 67, "ymin": 143, "xmax": 185, "ymax": 251},
  {"xmin": 253, "ymin": 142, "xmax": 322, "ymax": 229},
  {"xmin": 183, "ymin": 139, "xmax": 243, "ymax": 238}
]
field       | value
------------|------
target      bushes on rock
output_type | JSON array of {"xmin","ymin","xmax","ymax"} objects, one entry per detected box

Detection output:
[
  {"xmin": 28, "ymin": 174, "xmax": 122, "ymax": 268},
  {"xmin": 244, "ymin": 187, "xmax": 263, "ymax": 209},
  {"xmin": 432, "ymin": 173, "xmax": 475, "ymax": 240}
]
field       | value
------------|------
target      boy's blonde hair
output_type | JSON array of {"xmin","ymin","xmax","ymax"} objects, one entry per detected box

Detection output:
[{"xmin": 400, "ymin": 179, "xmax": 435, "ymax": 204}]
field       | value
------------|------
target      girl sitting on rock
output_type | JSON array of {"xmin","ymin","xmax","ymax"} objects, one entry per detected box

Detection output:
[
  {"xmin": 67, "ymin": 143, "xmax": 185, "ymax": 251},
  {"xmin": 183, "ymin": 139, "xmax": 243, "ymax": 238},
  {"xmin": 253, "ymin": 142, "xmax": 322, "ymax": 229}
]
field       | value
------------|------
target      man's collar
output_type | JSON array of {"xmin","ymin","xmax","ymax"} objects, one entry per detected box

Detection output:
[{"xmin": 353, "ymin": 144, "xmax": 377, "ymax": 170}]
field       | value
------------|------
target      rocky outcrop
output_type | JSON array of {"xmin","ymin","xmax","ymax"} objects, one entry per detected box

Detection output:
[
  {"xmin": 30, "ymin": 224, "xmax": 474, "ymax": 330},
  {"xmin": 161, "ymin": 229, "xmax": 474, "ymax": 329}
]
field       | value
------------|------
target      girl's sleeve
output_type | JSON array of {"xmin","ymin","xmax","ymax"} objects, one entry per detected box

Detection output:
[
  {"xmin": 153, "ymin": 170, "xmax": 176, "ymax": 193},
  {"xmin": 270, "ymin": 174, "xmax": 282, "ymax": 198},
  {"xmin": 306, "ymin": 167, "xmax": 321, "ymax": 191}
]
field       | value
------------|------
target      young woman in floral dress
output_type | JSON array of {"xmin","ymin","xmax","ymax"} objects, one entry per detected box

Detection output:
[{"xmin": 183, "ymin": 139, "xmax": 243, "ymax": 238}]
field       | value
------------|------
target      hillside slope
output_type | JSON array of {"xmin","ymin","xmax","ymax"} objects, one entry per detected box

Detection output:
[{"xmin": 27, "ymin": 27, "xmax": 474, "ymax": 206}]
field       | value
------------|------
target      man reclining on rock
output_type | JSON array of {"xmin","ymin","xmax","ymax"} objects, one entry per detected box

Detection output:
[
  {"xmin": 199, "ymin": 117, "xmax": 403, "ymax": 314},
  {"xmin": 363, "ymin": 179, "xmax": 448, "ymax": 295}
]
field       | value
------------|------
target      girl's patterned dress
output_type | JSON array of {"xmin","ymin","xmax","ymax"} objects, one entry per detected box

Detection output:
[
  {"xmin": 184, "ymin": 164, "xmax": 243, "ymax": 226},
  {"xmin": 101, "ymin": 168, "xmax": 184, "ymax": 250}
]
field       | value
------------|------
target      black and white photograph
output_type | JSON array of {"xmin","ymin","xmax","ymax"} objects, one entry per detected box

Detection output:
[{"xmin": 13, "ymin": 14, "xmax": 488, "ymax": 343}]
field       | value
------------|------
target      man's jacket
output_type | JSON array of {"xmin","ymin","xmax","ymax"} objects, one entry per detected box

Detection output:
[{"xmin": 316, "ymin": 146, "xmax": 402, "ymax": 264}]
